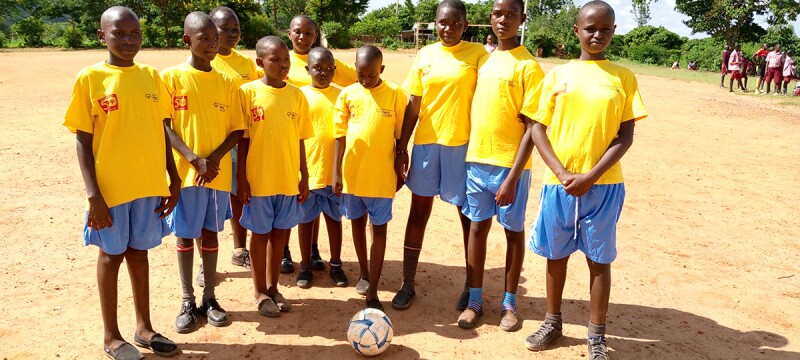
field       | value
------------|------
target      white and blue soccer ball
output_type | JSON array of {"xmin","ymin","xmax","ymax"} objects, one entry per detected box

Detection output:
[{"xmin": 347, "ymin": 308, "xmax": 393, "ymax": 356}]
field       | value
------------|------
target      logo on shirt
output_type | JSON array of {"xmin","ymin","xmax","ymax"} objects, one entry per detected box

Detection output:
[
  {"xmin": 286, "ymin": 111, "xmax": 297, "ymax": 120},
  {"xmin": 506, "ymin": 79, "xmax": 517, "ymax": 88},
  {"xmin": 144, "ymin": 93, "xmax": 159, "ymax": 102},
  {"xmin": 173, "ymin": 96, "xmax": 188, "ymax": 111},
  {"xmin": 377, "ymin": 108, "xmax": 394, "ymax": 118},
  {"xmin": 421, "ymin": 65, "xmax": 431, "ymax": 76},
  {"xmin": 97, "ymin": 94, "xmax": 119, "ymax": 114},
  {"xmin": 240, "ymin": 74, "xmax": 251, "ymax": 80},
  {"xmin": 250, "ymin": 106, "xmax": 265, "ymax": 122},
  {"xmin": 213, "ymin": 102, "xmax": 229, "ymax": 113}
]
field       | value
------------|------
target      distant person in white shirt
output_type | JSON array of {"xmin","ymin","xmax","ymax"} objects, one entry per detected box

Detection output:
[
  {"xmin": 781, "ymin": 50, "xmax": 795, "ymax": 95},
  {"xmin": 484, "ymin": 34, "xmax": 497, "ymax": 53},
  {"xmin": 764, "ymin": 44, "xmax": 784, "ymax": 94}
]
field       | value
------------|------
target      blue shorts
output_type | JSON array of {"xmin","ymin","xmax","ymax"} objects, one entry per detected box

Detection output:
[
  {"xmin": 406, "ymin": 144, "xmax": 468, "ymax": 206},
  {"xmin": 298, "ymin": 186, "xmax": 342, "ymax": 224},
  {"xmin": 529, "ymin": 184, "xmax": 625, "ymax": 264},
  {"xmin": 340, "ymin": 194, "xmax": 393, "ymax": 226},
  {"xmin": 167, "ymin": 186, "xmax": 232, "ymax": 238},
  {"xmin": 461, "ymin": 163, "xmax": 531, "ymax": 232},
  {"xmin": 240, "ymin": 195, "xmax": 299, "ymax": 234},
  {"xmin": 84, "ymin": 197, "xmax": 171, "ymax": 255}
]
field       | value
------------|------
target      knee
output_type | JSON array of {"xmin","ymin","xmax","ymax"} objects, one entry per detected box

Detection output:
[
  {"xmin": 176, "ymin": 237, "xmax": 194, "ymax": 247},
  {"xmin": 124, "ymin": 248, "xmax": 149, "ymax": 264},
  {"xmin": 98, "ymin": 251, "xmax": 125, "ymax": 266}
]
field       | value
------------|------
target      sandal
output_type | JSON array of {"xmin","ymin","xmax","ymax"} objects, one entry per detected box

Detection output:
[
  {"xmin": 133, "ymin": 333, "xmax": 178, "ymax": 357},
  {"xmin": 271, "ymin": 292, "xmax": 291, "ymax": 312},
  {"xmin": 103, "ymin": 342, "xmax": 142, "ymax": 360}
]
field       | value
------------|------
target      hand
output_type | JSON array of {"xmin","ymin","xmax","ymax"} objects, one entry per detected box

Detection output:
[
  {"xmin": 87, "ymin": 196, "xmax": 112, "ymax": 230},
  {"xmin": 298, "ymin": 178, "xmax": 310, "ymax": 204},
  {"xmin": 237, "ymin": 176, "xmax": 251, "ymax": 205},
  {"xmin": 396, "ymin": 175, "xmax": 405, "ymax": 192},
  {"xmin": 394, "ymin": 152, "xmax": 409, "ymax": 181},
  {"xmin": 332, "ymin": 172, "xmax": 343, "ymax": 197},
  {"xmin": 517, "ymin": 113, "xmax": 531, "ymax": 124},
  {"xmin": 191, "ymin": 157, "xmax": 219, "ymax": 186},
  {"xmin": 495, "ymin": 177, "xmax": 518, "ymax": 206},
  {"xmin": 156, "ymin": 182, "xmax": 181, "ymax": 219},
  {"xmin": 563, "ymin": 173, "xmax": 594, "ymax": 197}
]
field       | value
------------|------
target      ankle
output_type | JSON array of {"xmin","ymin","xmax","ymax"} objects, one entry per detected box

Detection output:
[{"xmin": 545, "ymin": 312, "xmax": 563, "ymax": 331}]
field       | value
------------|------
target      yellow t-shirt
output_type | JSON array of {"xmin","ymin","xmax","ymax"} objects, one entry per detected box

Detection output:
[
  {"xmin": 301, "ymin": 85, "xmax": 341, "ymax": 190},
  {"xmin": 402, "ymin": 41, "xmax": 486, "ymax": 146},
  {"xmin": 334, "ymin": 81, "xmax": 406, "ymax": 199},
  {"xmin": 240, "ymin": 81, "xmax": 313, "ymax": 196},
  {"xmin": 161, "ymin": 63, "xmax": 246, "ymax": 192},
  {"xmin": 211, "ymin": 49, "xmax": 262, "ymax": 87},
  {"xmin": 64, "ymin": 62, "xmax": 171, "ymax": 208},
  {"xmin": 466, "ymin": 46, "xmax": 544, "ymax": 169},
  {"xmin": 526, "ymin": 60, "xmax": 648, "ymax": 185},
  {"xmin": 287, "ymin": 51, "xmax": 358, "ymax": 88}
]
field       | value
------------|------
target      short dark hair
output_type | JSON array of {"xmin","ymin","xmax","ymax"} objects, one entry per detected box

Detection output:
[
  {"xmin": 256, "ymin": 36, "xmax": 288, "ymax": 57},
  {"xmin": 437, "ymin": 0, "xmax": 468, "ymax": 20}
]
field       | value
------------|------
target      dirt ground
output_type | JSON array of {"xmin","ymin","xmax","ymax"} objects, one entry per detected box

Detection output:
[{"xmin": 0, "ymin": 48, "xmax": 798, "ymax": 359}]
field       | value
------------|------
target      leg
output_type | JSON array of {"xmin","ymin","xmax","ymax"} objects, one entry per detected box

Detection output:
[
  {"xmin": 454, "ymin": 208, "xmax": 472, "ymax": 311},
  {"xmin": 457, "ymin": 218, "xmax": 491, "ymax": 329},
  {"xmin": 250, "ymin": 232, "xmax": 270, "ymax": 302},
  {"xmin": 366, "ymin": 223, "xmax": 388, "ymax": 301},
  {"xmin": 230, "ymin": 194, "xmax": 247, "ymax": 250},
  {"xmin": 323, "ymin": 213, "xmax": 343, "ymax": 263},
  {"xmin": 297, "ymin": 219, "xmax": 315, "ymax": 287},
  {"xmin": 729, "ymin": 78, "xmax": 734, "ymax": 92},
  {"xmin": 200, "ymin": 229, "xmax": 219, "ymax": 301},
  {"xmin": 97, "ymin": 250, "xmax": 126, "ymax": 349},
  {"xmin": 351, "ymin": 215, "xmax": 369, "ymax": 281},
  {"xmin": 175, "ymin": 237, "xmax": 198, "ymax": 333},
  {"xmin": 125, "ymin": 248, "xmax": 157, "ymax": 340},
  {"xmin": 546, "ymin": 256, "xmax": 570, "ymax": 315},
  {"xmin": 586, "ymin": 257, "xmax": 611, "ymax": 327},
  {"xmin": 310, "ymin": 216, "xmax": 325, "ymax": 270},
  {"xmin": 399, "ymin": 194, "xmax": 434, "ymax": 290},
  {"xmin": 268, "ymin": 229, "xmax": 289, "ymax": 295}
]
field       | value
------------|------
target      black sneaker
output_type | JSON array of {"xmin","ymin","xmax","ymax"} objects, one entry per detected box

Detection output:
[
  {"xmin": 199, "ymin": 298, "xmax": 228, "ymax": 327},
  {"xmin": 455, "ymin": 287, "xmax": 469, "ymax": 311},
  {"xmin": 391, "ymin": 284, "xmax": 415, "ymax": 310},
  {"xmin": 175, "ymin": 300, "xmax": 198, "ymax": 333},
  {"xmin": 329, "ymin": 266, "xmax": 348, "ymax": 287},
  {"xmin": 524, "ymin": 323, "xmax": 563, "ymax": 351},
  {"xmin": 231, "ymin": 249, "xmax": 251, "ymax": 269},
  {"xmin": 280, "ymin": 247, "xmax": 294, "ymax": 274},
  {"xmin": 311, "ymin": 245, "xmax": 325, "ymax": 271},
  {"xmin": 588, "ymin": 336, "xmax": 610, "ymax": 360},
  {"xmin": 366, "ymin": 298, "xmax": 384, "ymax": 312},
  {"xmin": 296, "ymin": 269, "xmax": 313, "ymax": 288}
]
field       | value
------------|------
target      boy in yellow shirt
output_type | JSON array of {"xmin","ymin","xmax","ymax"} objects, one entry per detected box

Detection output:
[
  {"xmin": 64, "ymin": 6, "xmax": 180, "ymax": 359},
  {"xmin": 238, "ymin": 36, "xmax": 312, "ymax": 317},
  {"xmin": 524, "ymin": 2, "xmax": 647, "ymax": 358},
  {"xmin": 457, "ymin": 0, "xmax": 543, "ymax": 332},
  {"xmin": 333, "ymin": 45, "xmax": 406, "ymax": 310},
  {"xmin": 281, "ymin": 15, "xmax": 359, "ymax": 274},
  {"xmin": 296, "ymin": 47, "xmax": 349, "ymax": 288},
  {"xmin": 161, "ymin": 12, "xmax": 245, "ymax": 333},
  {"xmin": 209, "ymin": 6, "xmax": 263, "ymax": 272}
]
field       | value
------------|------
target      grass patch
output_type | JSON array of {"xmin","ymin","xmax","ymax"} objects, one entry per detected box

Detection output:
[{"xmin": 538, "ymin": 57, "xmax": 720, "ymax": 85}]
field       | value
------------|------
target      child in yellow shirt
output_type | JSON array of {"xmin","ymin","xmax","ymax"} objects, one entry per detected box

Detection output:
[
  {"xmin": 238, "ymin": 36, "xmax": 312, "ymax": 318},
  {"xmin": 457, "ymin": 0, "xmax": 543, "ymax": 332},
  {"xmin": 333, "ymin": 45, "xmax": 406, "ymax": 310},
  {"xmin": 296, "ymin": 47, "xmax": 349, "ymax": 289},
  {"xmin": 161, "ymin": 11, "xmax": 245, "ymax": 333},
  {"xmin": 524, "ymin": 2, "xmax": 647, "ymax": 358},
  {"xmin": 63, "ymin": 6, "xmax": 179, "ymax": 359}
]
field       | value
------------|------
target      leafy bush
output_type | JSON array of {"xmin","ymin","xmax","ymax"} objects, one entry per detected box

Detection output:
[
  {"xmin": 380, "ymin": 37, "xmax": 399, "ymax": 51},
  {"xmin": 0, "ymin": 32, "xmax": 6, "ymax": 48},
  {"xmin": 761, "ymin": 24, "xmax": 800, "ymax": 55},
  {"xmin": 241, "ymin": 13, "xmax": 275, "ymax": 49},
  {"xmin": 349, "ymin": 13, "xmax": 402, "ymax": 38},
  {"xmin": 606, "ymin": 33, "xmax": 627, "ymax": 59},
  {"xmin": 60, "ymin": 23, "xmax": 84, "ymax": 48},
  {"xmin": 627, "ymin": 43, "xmax": 669, "ymax": 65},
  {"xmin": 625, "ymin": 25, "xmax": 685, "ymax": 50},
  {"xmin": 12, "ymin": 16, "xmax": 46, "ymax": 47},
  {"xmin": 525, "ymin": 4, "xmax": 580, "ymax": 58},
  {"xmin": 321, "ymin": 21, "xmax": 350, "ymax": 49},
  {"xmin": 681, "ymin": 37, "xmax": 725, "ymax": 71},
  {"xmin": 142, "ymin": 18, "xmax": 166, "ymax": 48}
]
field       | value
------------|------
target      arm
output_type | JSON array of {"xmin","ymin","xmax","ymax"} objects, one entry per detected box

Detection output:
[
  {"xmin": 394, "ymin": 95, "xmax": 421, "ymax": 180},
  {"xmin": 563, "ymin": 121, "xmax": 636, "ymax": 197},
  {"xmin": 531, "ymin": 121, "xmax": 572, "ymax": 185},
  {"xmin": 76, "ymin": 130, "xmax": 112, "ymax": 230},
  {"xmin": 207, "ymin": 129, "xmax": 244, "ymax": 168},
  {"xmin": 332, "ymin": 137, "xmax": 346, "ymax": 196},
  {"xmin": 298, "ymin": 139, "xmax": 310, "ymax": 203},
  {"xmin": 236, "ymin": 137, "xmax": 251, "ymax": 204},
  {"xmin": 156, "ymin": 121, "xmax": 182, "ymax": 218},
  {"xmin": 163, "ymin": 118, "xmax": 219, "ymax": 186},
  {"xmin": 496, "ymin": 120, "xmax": 535, "ymax": 206}
]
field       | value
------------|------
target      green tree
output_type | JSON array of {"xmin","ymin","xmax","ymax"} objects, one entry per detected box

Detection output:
[
  {"xmin": 414, "ymin": 0, "xmax": 438, "ymax": 23},
  {"xmin": 631, "ymin": 0, "xmax": 651, "ymax": 26},
  {"xmin": 349, "ymin": 5, "xmax": 402, "ymax": 38},
  {"xmin": 673, "ymin": 0, "xmax": 798, "ymax": 46},
  {"xmin": 11, "ymin": 15, "xmax": 45, "ymax": 47},
  {"xmin": 625, "ymin": 25, "xmax": 685, "ymax": 50},
  {"xmin": 525, "ymin": 3, "xmax": 580, "ymax": 57},
  {"xmin": 761, "ymin": 23, "xmax": 800, "ymax": 53}
]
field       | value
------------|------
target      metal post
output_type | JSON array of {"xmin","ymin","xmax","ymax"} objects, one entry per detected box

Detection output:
[{"xmin": 521, "ymin": 0, "xmax": 529, "ymax": 44}]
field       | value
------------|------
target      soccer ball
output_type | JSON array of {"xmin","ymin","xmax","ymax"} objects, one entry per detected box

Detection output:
[{"xmin": 347, "ymin": 308, "xmax": 393, "ymax": 356}]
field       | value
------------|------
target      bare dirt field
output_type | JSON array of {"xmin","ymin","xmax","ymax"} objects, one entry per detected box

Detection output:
[{"xmin": 0, "ymin": 48, "xmax": 798, "ymax": 359}]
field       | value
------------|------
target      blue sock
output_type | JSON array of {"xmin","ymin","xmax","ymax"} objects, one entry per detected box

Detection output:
[
  {"xmin": 467, "ymin": 287, "xmax": 483, "ymax": 312},
  {"xmin": 502, "ymin": 291, "xmax": 517, "ymax": 313}
]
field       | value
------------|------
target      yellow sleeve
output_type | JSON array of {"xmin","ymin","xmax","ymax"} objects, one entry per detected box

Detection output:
[
  {"xmin": 623, "ymin": 72, "xmax": 648, "ymax": 122},
  {"xmin": 519, "ymin": 61, "xmax": 545, "ymax": 120},
  {"xmin": 159, "ymin": 70, "xmax": 175, "ymax": 121},
  {"xmin": 394, "ymin": 89, "xmax": 408, "ymax": 139},
  {"xmin": 402, "ymin": 52, "xmax": 423, "ymax": 96},
  {"xmin": 532, "ymin": 70, "xmax": 557, "ymax": 127},
  {"xmin": 333, "ymin": 59, "xmax": 358, "ymax": 87},
  {"xmin": 239, "ymin": 87, "xmax": 251, "ymax": 138},
  {"xmin": 333, "ymin": 91, "xmax": 349, "ymax": 138},
  {"xmin": 229, "ymin": 80, "xmax": 245, "ymax": 131},
  {"xmin": 298, "ymin": 92, "xmax": 313, "ymax": 140},
  {"xmin": 63, "ymin": 71, "xmax": 94, "ymax": 134}
]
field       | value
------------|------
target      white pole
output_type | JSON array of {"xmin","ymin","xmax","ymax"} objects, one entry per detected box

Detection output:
[{"xmin": 521, "ymin": 0, "xmax": 529, "ymax": 44}]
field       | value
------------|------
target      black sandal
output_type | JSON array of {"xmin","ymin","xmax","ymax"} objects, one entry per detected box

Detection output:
[
  {"xmin": 103, "ymin": 342, "xmax": 142, "ymax": 360},
  {"xmin": 133, "ymin": 333, "xmax": 178, "ymax": 357}
]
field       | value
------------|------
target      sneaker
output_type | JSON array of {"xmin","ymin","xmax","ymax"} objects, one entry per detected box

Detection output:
[
  {"xmin": 329, "ymin": 266, "xmax": 348, "ymax": 287},
  {"xmin": 271, "ymin": 292, "xmax": 291, "ymax": 312},
  {"xmin": 455, "ymin": 287, "xmax": 469, "ymax": 311},
  {"xmin": 231, "ymin": 249, "xmax": 251, "ymax": 269},
  {"xmin": 196, "ymin": 264, "xmax": 206, "ymax": 287},
  {"xmin": 257, "ymin": 297, "xmax": 280, "ymax": 317},
  {"xmin": 199, "ymin": 298, "xmax": 228, "ymax": 327},
  {"xmin": 175, "ymin": 300, "xmax": 198, "ymax": 333},
  {"xmin": 311, "ymin": 246, "xmax": 325, "ymax": 271},
  {"xmin": 366, "ymin": 298, "xmax": 384, "ymax": 311},
  {"xmin": 524, "ymin": 323, "xmax": 563, "ymax": 351},
  {"xmin": 391, "ymin": 284, "xmax": 415, "ymax": 310},
  {"xmin": 588, "ymin": 336, "xmax": 610, "ymax": 360},
  {"xmin": 355, "ymin": 278, "xmax": 369, "ymax": 295},
  {"xmin": 296, "ymin": 269, "xmax": 313, "ymax": 289},
  {"xmin": 280, "ymin": 248, "xmax": 294, "ymax": 274}
]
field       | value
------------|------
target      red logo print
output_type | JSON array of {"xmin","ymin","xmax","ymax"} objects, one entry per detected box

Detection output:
[
  {"xmin": 97, "ymin": 94, "xmax": 119, "ymax": 114},
  {"xmin": 251, "ymin": 106, "xmax": 265, "ymax": 122},
  {"xmin": 173, "ymin": 96, "xmax": 188, "ymax": 111}
]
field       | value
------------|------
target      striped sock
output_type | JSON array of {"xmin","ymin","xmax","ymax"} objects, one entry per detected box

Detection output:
[
  {"xmin": 200, "ymin": 244, "xmax": 219, "ymax": 302},
  {"xmin": 467, "ymin": 287, "xmax": 483, "ymax": 312},
  {"xmin": 502, "ymin": 291, "xmax": 517, "ymax": 313}
]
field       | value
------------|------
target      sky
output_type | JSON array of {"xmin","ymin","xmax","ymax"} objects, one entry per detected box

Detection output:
[{"xmin": 367, "ymin": 0, "xmax": 800, "ymax": 39}]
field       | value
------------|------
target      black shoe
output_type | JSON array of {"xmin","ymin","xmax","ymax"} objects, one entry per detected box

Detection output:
[
  {"xmin": 329, "ymin": 266, "xmax": 348, "ymax": 287},
  {"xmin": 280, "ymin": 247, "xmax": 294, "ymax": 274},
  {"xmin": 391, "ymin": 284, "xmax": 415, "ymax": 310},
  {"xmin": 456, "ymin": 287, "xmax": 469, "ymax": 311},
  {"xmin": 296, "ymin": 269, "xmax": 313, "ymax": 288},
  {"xmin": 311, "ymin": 245, "xmax": 325, "ymax": 271},
  {"xmin": 198, "ymin": 298, "xmax": 228, "ymax": 327},
  {"xmin": 366, "ymin": 298, "xmax": 385, "ymax": 312},
  {"xmin": 175, "ymin": 300, "xmax": 198, "ymax": 333}
]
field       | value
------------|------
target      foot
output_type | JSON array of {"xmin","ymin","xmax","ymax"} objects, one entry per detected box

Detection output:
[
  {"xmin": 329, "ymin": 266, "xmax": 349, "ymax": 287},
  {"xmin": 271, "ymin": 292, "xmax": 291, "ymax": 312},
  {"xmin": 256, "ymin": 297, "xmax": 280, "ymax": 317},
  {"xmin": 104, "ymin": 342, "xmax": 142, "ymax": 360},
  {"xmin": 588, "ymin": 336, "xmax": 610, "ymax": 360},
  {"xmin": 231, "ymin": 249, "xmax": 251, "ymax": 269},
  {"xmin": 457, "ymin": 307, "xmax": 482, "ymax": 329},
  {"xmin": 391, "ymin": 284, "xmax": 415, "ymax": 310},
  {"xmin": 366, "ymin": 297, "xmax": 384, "ymax": 311},
  {"xmin": 196, "ymin": 264, "xmax": 204, "ymax": 288},
  {"xmin": 311, "ymin": 246, "xmax": 325, "ymax": 271},
  {"xmin": 174, "ymin": 300, "xmax": 198, "ymax": 334},
  {"xmin": 499, "ymin": 310, "xmax": 521, "ymax": 332},
  {"xmin": 280, "ymin": 249, "xmax": 295, "ymax": 274},
  {"xmin": 199, "ymin": 298, "xmax": 228, "ymax": 327},
  {"xmin": 132, "ymin": 333, "xmax": 178, "ymax": 357},
  {"xmin": 524, "ymin": 323, "xmax": 563, "ymax": 351},
  {"xmin": 355, "ymin": 278, "xmax": 369, "ymax": 296},
  {"xmin": 455, "ymin": 287, "xmax": 469, "ymax": 311},
  {"xmin": 296, "ymin": 269, "xmax": 313, "ymax": 289}
]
